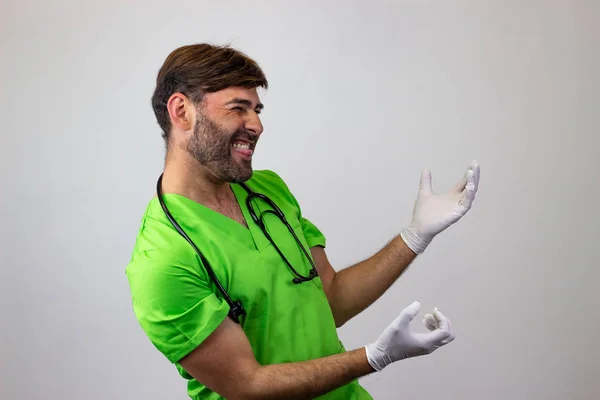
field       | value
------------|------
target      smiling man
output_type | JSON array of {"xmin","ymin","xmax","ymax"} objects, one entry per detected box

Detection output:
[{"xmin": 126, "ymin": 43, "xmax": 479, "ymax": 400}]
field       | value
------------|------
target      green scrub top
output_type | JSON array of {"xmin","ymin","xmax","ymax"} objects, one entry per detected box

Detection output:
[{"xmin": 126, "ymin": 170, "xmax": 373, "ymax": 400}]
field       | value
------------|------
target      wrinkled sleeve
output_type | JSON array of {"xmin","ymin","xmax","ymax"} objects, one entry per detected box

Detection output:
[
  {"xmin": 126, "ymin": 249, "xmax": 230, "ymax": 364},
  {"xmin": 298, "ymin": 214, "xmax": 326, "ymax": 248}
]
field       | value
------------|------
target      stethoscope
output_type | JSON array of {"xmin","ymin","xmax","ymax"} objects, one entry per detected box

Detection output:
[{"xmin": 156, "ymin": 173, "xmax": 318, "ymax": 323}]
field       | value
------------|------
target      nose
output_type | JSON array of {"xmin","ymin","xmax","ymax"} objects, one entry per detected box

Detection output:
[{"xmin": 244, "ymin": 112, "xmax": 263, "ymax": 137}]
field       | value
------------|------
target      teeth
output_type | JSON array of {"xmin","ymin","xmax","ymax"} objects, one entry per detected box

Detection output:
[{"xmin": 233, "ymin": 143, "xmax": 250, "ymax": 150}]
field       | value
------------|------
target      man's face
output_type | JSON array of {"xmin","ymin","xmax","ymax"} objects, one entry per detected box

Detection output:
[{"xmin": 186, "ymin": 87, "xmax": 264, "ymax": 183}]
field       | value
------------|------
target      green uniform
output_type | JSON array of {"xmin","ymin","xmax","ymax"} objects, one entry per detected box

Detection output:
[{"xmin": 126, "ymin": 169, "xmax": 373, "ymax": 399}]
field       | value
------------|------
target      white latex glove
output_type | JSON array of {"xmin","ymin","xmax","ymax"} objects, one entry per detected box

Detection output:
[
  {"xmin": 400, "ymin": 160, "xmax": 480, "ymax": 254},
  {"xmin": 365, "ymin": 301, "xmax": 455, "ymax": 371}
]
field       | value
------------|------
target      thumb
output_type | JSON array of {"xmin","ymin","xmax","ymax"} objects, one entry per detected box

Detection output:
[
  {"xmin": 422, "ymin": 313, "xmax": 438, "ymax": 331},
  {"xmin": 432, "ymin": 308, "xmax": 455, "ymax": 344},
  {"xmin": 419, "ymin": 169, "xmax": 433, "ymax": 196},
  {"xmin": 433, "ymin": 308, "xmax": 452, "ymax": 331},
  {"xmin": 399, "ymin": 301, "xmax": 421, "ymax": 325}
]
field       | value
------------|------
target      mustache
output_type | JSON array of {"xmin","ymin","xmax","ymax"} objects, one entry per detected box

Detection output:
[{"xmin": 231, "ymin": 130, "xmax": 259, "ymax": 144}]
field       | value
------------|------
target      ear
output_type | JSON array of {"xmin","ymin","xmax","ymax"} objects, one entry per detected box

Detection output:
[{"xmin": 166, "ymin": 92, "xmax": 195, "ymax": 132}]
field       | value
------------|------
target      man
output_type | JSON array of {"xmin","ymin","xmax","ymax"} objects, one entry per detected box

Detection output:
[{"xmin": 126, "ymin": 43, "xmax": 480, "ymax": 400}]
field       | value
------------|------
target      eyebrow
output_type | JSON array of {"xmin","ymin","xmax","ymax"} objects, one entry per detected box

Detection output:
[{"xmin": 226, "ymin": 98, "xmax": 264, "ymax": 110}]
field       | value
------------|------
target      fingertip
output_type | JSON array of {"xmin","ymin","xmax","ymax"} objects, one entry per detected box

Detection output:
[
  {"xmin": 466, "ymin": 169, "xmax": 475, "ymax": 183},
  {"xmin": 471, "ymin": 161, "xmax": 480, "ymax": 181},
  {"xmin": 419, "ymin": 170, "xmax": 432, "ymax": 193},
  {"xmin": 400, "ymin": 300, "xmax": 422, "ymax": 323},
  {"xmin": 423, "ymin": 312, "xmax": 438, "ymax": 331},
  {"xmin": 411, "ymin": 300, "xmax": 421, "ymax": 313},
  {"xmin": 421, "ymin": 169, "xmax": 431, "ymax": 182},
  {"xmin": 433, "ymin": 309, "xmax": 452, "ymax": 331},
  {"xmin": 465, "ymin": 170, "xmax": 477, "ymax": 197}
]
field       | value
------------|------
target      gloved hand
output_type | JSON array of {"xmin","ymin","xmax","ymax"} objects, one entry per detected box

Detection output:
[
  {"xmin": 400, "ymin": 160, "xmax": 480, "ymax": 254},
  {"xmin": 364, "ymin": 301, "xmax": 455, "ymax": 371}
]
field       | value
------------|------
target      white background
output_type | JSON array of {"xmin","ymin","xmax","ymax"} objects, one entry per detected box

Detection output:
[{"xmin": 1, "ymin": 1, "xmax": 599, "ymax": 399}]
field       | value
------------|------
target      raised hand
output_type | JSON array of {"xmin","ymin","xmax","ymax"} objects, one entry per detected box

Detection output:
[{"xmin": 400, "ymin": 160, "xmax": 480, "ymax": 254}]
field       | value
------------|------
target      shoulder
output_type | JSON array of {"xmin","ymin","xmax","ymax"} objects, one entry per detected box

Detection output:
[
  {"xmin": 245, "ymin": 169, "xmax": 289, "ymax": 191},
  {"xmin": 125, "ymin": 202, "xmax": 205, "ymax": 291},
  {"xmin": 242, "ymin": 169, "xmax": 301, "ymax": 212},
  {"xmin": 128, "ymin": 202, "xmax": 196, "ymax": 263},
  {"xmin": 246, "ymin": 169, "xmax": 302, "ymax": 197}
]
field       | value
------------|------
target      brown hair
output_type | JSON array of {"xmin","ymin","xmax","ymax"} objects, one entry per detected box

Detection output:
[{"xmin": 151, "ymin": 43, "xmax": 269, "ymax": 140}]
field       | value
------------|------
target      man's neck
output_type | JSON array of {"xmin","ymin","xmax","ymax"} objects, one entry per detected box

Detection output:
[{"xmin": 161, "ymin": 153, "xmax": 234, "ymax": 207}]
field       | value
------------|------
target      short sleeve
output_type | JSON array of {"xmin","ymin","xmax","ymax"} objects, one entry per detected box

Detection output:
[
  {"xmin": 299, "ymin": 215, "xmax": 326, "ymax": 248},
  {"xmin": 126, "ymin": 248, "xmax": 230, "ymax": 364},
  {"xmin": 260, "ymin": 170, "xmax": 327, "ymax": 249}
]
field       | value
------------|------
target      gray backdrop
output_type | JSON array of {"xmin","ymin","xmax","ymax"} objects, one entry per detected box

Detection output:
[{"xmin": 2, "ymin": 0, "xmax": 599, "ymax": 399}]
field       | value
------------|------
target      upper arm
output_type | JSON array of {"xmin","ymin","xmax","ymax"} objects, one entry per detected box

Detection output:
[
  {"xmin": 127, "ymin": 253, "xmax": 230, "ymax": 364},
  {"xmin": 179, "ymin": 316, "xmax": 261, "ymax": 399},
  {"xmin": 310, "ymin": 246, "xmax": 337, "ymax": 299},
  {"xmin": 127, "ymin": 252, "xmax": 260, "ymax": 399}
]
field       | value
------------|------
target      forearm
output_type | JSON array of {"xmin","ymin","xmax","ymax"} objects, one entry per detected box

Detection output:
[
  {"xmin": 329, "ymin": 235, "xmax": 417, "ymax": 326},
  {"xmin": 247, "ymin": 348, "xmax": 374, "ymax": 400}
]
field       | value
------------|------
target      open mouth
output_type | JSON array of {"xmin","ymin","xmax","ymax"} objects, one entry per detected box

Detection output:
[{"xmin": 232, "ymin": 141, "xmax": 253, "ymax": 157}]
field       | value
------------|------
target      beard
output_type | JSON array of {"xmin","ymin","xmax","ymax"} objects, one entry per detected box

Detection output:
[{"xmin": 186, "ymin": 111, "xmax": 256, "ymax": 183}]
